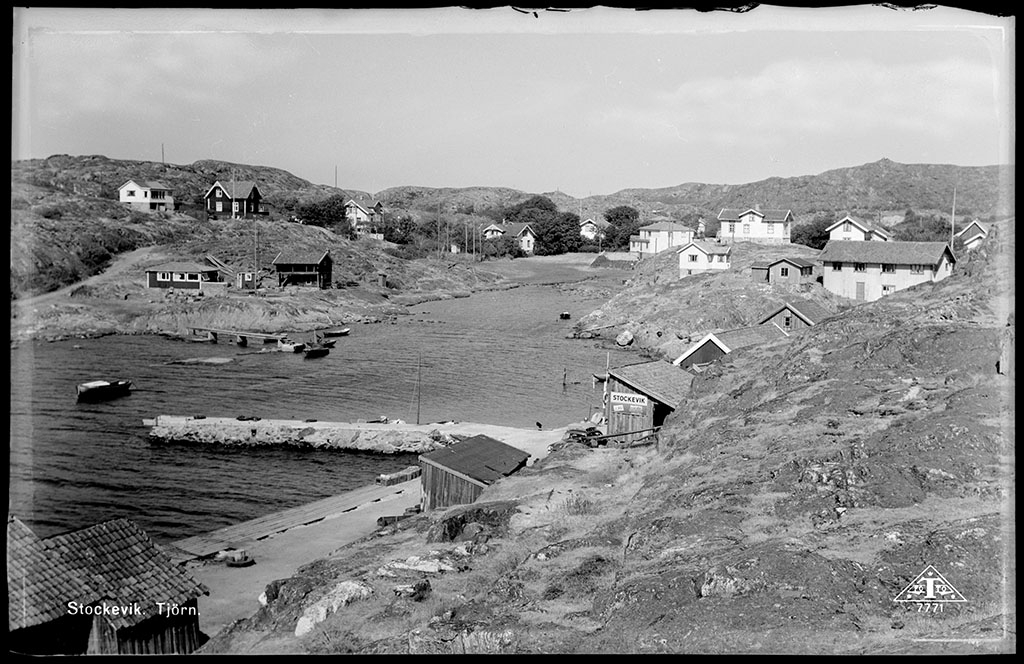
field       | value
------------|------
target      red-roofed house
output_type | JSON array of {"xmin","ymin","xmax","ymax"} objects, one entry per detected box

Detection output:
[
  {"xmin": 677, "ymin": 240, "xmax": 732, "ymax": 277},
  {"xmin": 204, "ymin": 180, "xmax": 267, "ymax": 219},
  {"xmin": 118, "ymin": 180, "xmax": 175, "ymax": 213},
  {"xmin": 419, "ymin": 434, "xmax": 530, "ymax": 511},
  {"xmin": 825, "ymin": 214, "xmax": 890, "ymax": 242},
  {"xmin": 818, "ymin": 240, "xmax": 956, "ymax": 302},
  {"xmin": 717, "ymin": 207, "xmax": 794, "ymax": 244},
  {"xmin": 7, "ymin": 516, "xmax": 208, "ymax": 655}
]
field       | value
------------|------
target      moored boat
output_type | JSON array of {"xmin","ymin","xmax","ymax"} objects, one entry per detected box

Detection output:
[
  {"xmin": 77, "ymin": 379, "xmax": 133, "ymax": 403},
  {"xmin": 303, "ymin": 344, "xmax": 330, "ymax": 359},
  {"xmin": 321, "ymin": 327, "xmax": 351, "ymax": 337},
  {"xmin": 278, "ymin": 338, "xmax": 306, "ymax": 353}
]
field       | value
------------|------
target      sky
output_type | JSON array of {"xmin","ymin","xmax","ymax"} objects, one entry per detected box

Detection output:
[{"xmin": 11, "ymin": 6, "xmax": 1014, "ymax": 199}]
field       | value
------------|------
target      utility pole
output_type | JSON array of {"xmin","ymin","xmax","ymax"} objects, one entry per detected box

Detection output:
[{"xmin": 950, "ymin": 187, "xmax": 957, "ymax": 245}]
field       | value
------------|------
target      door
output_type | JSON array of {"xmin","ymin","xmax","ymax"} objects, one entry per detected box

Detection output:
[{"xmin": 855, "ymin": 282, "xmax": 865, "ymax": 300}]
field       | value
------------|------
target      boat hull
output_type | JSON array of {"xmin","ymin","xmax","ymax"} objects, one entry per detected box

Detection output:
[{"xmin": 77, "ymin": 380, "xmax": 133, "ymax": 403}]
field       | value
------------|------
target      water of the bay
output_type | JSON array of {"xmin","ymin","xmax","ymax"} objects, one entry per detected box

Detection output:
[{"xmin": 9, "ymin": 279, "xmax": 636, "ymax": 543}]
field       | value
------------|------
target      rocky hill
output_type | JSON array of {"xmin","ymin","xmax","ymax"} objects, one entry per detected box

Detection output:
[{"xmin": 202, "ymin": 221, "xmax": 1013, "ymax": 655}]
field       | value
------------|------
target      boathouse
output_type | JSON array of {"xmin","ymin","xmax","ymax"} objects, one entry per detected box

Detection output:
[
  {"xmin": 758, "ymin": 297, "xmax": 833, "ymax": 332},
  {"xmin": 7, "ymin": 516, "xmax": 208, "ymax": 655},
  {"xmin": 272, "ymin": 249, "xmax": 333, "ymax": 288},
  {"xmin": 672, "ymin": 324, "xmax": 789, "ymax": 370},
  {"xmin": 604, "ymin": 360, "xmax": 694, "ymax": 444},
  {"xmin": 145, "ymin": 261, "xmax": 221, "ymax": 290},
  {"xmin": 418, "ymin": 435, "xmax": 530, "ymax": 512}
]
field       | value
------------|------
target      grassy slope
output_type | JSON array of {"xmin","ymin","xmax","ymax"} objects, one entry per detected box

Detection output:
[{"xmin": 204, "ymin": 225, "xmax": 1014, "ymax": 654}]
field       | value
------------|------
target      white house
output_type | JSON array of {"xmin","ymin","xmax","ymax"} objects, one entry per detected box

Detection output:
[
  {"xmin": 677, "ymin": 241, "xmax": 731, "ymax": 277},
  {"xmin": 818, "ymin": 240, "xmax": 956, "ymax": 302},
  {"xmin": 825, "ymin": 214, "xmax": 891, "ymax": 242},
  {"xmin": 118, "ymin": 180, "xmax": 174, "ymax": 213},
  {"xmin": 344, "ymin": 199, "xmax": 385, "ymax": 236},
  {"xmin": 717, "ymin": 207, "xmax": 793, "ymax": 244},
  {"xmin": 629, "ymin": 222, "xmax": 694, "ymax": 257},
  {"xmin": 482, "ymin": 222, "xmax": 537, "ymax": 255},
  {"xmin": 580, "ymin": 217, "xmax": 610, "ymax": 242},
  {"xmin": 954, "ymin": 219, "xmax": 990, "ymax": 251}
]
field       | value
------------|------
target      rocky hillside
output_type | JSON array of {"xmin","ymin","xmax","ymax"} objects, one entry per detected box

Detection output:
[{"xmin": 201, "ymin": 224, "xmax": 1013, "ymax": 654}]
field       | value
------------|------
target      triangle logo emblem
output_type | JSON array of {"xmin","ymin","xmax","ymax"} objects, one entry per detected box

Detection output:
[{"xmin": 893, "ymin": 565, "xmax": 968, "ymax": 603}]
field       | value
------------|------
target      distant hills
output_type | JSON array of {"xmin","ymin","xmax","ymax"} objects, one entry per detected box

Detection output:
[{"xmin": 12, "ymin": 154, "xmax": 1013, "ymax": 225}]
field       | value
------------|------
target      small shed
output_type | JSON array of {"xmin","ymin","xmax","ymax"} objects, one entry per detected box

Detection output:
[
  {"xmin": 272, "ymin": 250, "xmax": 333, "ymax": 288},
  {"xmin": 419, "ymin": 435, "xmax": 530, "ymax": 512},
  {"xmin": 767, "ymin": 257, "xmax": 816, "ymax": 286},
  {"xmin": 672, "ymin": 324, "xmax": 789, "ymax": 370},
  {"xmin": 750, "ymin": 261, "xmax": 771, "ymax": 283},
  {"xmin": 758, "ymin": 297, "xmax": 833, "ymax": 332},
  {"xmin": 7, "ymin": 516, "xmax": 208, "ymax": 655},
  {"xmin": 605, "ymin": 360, "xmax": 694, "ymax": 444},
  {"xmin": 145, "ymin": 261, "xmax": 220, "ymax": 290}
]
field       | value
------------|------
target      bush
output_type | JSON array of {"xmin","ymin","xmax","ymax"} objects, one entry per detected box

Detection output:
[{"xmin": 37, "ymin": 205, "xmax": 63, "ymax": 219}]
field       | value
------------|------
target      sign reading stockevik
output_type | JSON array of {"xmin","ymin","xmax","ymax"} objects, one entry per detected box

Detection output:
[{"xmin": 610, "ymin": 392, "xmax": 649, "ymax": 407}]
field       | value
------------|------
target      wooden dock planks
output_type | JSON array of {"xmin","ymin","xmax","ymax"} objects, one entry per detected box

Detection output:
[{"xmin": 170, "ymin": 479, "xmax": 420, "ymax": 559}]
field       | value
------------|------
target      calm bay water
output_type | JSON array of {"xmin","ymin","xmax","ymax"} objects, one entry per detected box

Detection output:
[{"xmin": 9, "ymin": 281, "xmax": 631, "ymax": 543}]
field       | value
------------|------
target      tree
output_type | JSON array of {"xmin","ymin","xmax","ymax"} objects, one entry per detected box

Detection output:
[
  {"xmin": 383, "ymin": 214, "xmax": 418, "ymax": 244},
  {"xmin": 791, "ymin": 212, "xmax": 835, "ymax": 249},
  {"xmin": 602, "ymin": 205, "xmax": 641, "ymax": 250},
  {"xmin": 506, "ymin": 195, "xmax": 558, "ymax": 224},
  {"xmin": 535, "ymin": 212, "xmax": 582, "ymax": 255},
  {"xmin": 297, "ymin": 194, "xmax": 353, "ymax": 238}
]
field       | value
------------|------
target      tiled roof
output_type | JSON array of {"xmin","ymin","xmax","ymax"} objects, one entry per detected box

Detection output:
[
  {"xmin": 607, "ymin": 360, "xmax": 694, "ymax": 408},
  {"xmin": 825, "ymin": 215, "xmax": 890, "ymax": 237},
  {"xmin": 41, "ymin": 519, "xmax": 208, "ymax": 630},
  {"xmin": 759, "ymin": 297, "xmax": 833, "ymax": 326},
  {"xmin": 638, "ymin": 221, "xmax": 692, "ymax": 232},
  {"xmin": 715, "ymin": 324, "xmax": 788, "ymax": 351},
  {"xmin": 955, "ymin": 220, "xmax": 989, "ymax": 241},
  {"xmin": 8, "ymin": 516, "xmax": 103, "ymax": 631},
  {"xmin": 146, "ymin": 261, "xmax": 219, "ymax": 273},
  {"xmin": 420, "ymin": 435, "xmax": 529, "ymax": 486},
  {"xmin": 272, "ymin": 250, "xmax": 330, "ymax": 265},
  {"xmin": 818, "ymin": 240, "xmax": 955, "ymax": 265},
  {"xmin": 677, "ymin": 240, "xmax": 731, "ymax": 256},
  {"xmin": 718, "ymin": 208, "xmax": 793, "ymax": 222},
  {"xmin": 769, "ymin": 257, "xmax": 816, "ymax": 268},
  {"xmin": 503, "ymin": 222, "xmax": 536, "ymax": 237}
]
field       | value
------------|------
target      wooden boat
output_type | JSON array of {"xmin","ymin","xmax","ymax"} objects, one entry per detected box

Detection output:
[
  {"xmin": 224, "ymin": 550, "xmax": 256, "ymax": 567},
  {"xmin": 77, "ymin": 379, "xmax": 133, "ymax": 403},
  {"xmin": 560, "ymin": 312, "xmax": 571, "ymax": 320},
  {"xmin": 303, "ymin": 344, "xmax": 330, "ymax": 359},
  {"xmin": 321, "ymin": 327, "xmax": 351, "ymax": 337},
  {"xmin": 318, "ymin": 339, "xmax": 337, "ymax": 348},
  {"xmin": 277, "ymin": 338, "xmax": 305, "ymax": 353}
]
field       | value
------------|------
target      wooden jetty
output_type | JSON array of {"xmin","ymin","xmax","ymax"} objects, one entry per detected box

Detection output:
[
  {"xmin": 188, "ymin": 327, "xmax": 287, "ymax": 346},
  {"xmin": 167, "ymin": 479, "xmax": 420, "ymax": 561}
]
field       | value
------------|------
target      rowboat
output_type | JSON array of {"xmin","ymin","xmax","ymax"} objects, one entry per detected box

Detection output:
[
  {"xmin": 77, "ymin": 379, "xmax": 133, "ymax": 403},
  {"xmin": 278, "ymin": 338, "xmax": 305, "ymax": 353},
  {"xmin": 321, "ymin": 327, "xmax": 351, "ymax": 337},
  {"xmin": 303, "ymin": 344, "xmax": 330, "ymax": 359}
]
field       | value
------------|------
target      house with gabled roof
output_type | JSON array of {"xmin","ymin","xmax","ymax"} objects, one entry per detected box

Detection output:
[
  {"xmin": 677, "ymin": 240, "xmax": 731, "ymax": 277},
  {"xmin": 954, "ymin": 219, "xmax": 989, "ymax": 251},
  {"xmin": 605, "ymin": 360, "xmax": 694, "ymax": 444},
  {"xmin": 118, "ymin": 179, "xmax": 175, "ymax": 213},
  {"xmin": 7, "ymin": 516, "xmax": 208, "ymax": 655},
  {"xmin": 482, "ymin": 222, "xmax": 537, "ymax": 254},
  {"xmin": 580, "ymin": 217, "xmax": 610, "ymax": 242},
  {"xmin": 204, "ymin": 180, "xmax": 266, "ymax": 219},
  {"xmin": 629, "ymin": 221, "xmax": 693, "ymax": 257},
  {"xmin": 818, "ymin": 240, "xmax": 956, "ymax": 302},
  {"xmin": 768, "ymin": 257, "xmax": 816, "ymax": 286},
  {"xmin": 344, "ymin": 199, "xmax": 385, "ymax": 236},
  {"xmin": 826, "ymin": 214, "xmax": 890, "ymax": 242},
  {"xmin": 672, "ymin": 324, "xmax": 789, "ymax": 370},
  {"xmin": 272, "ymin": 249, "xmax": 333, "ymax": 288},
  {"xmin": 419, "ymin": 434, "xmax": 530, "ymax": 511},
  {"xmin": 758, "ymin": 297, "xmax": 834, "ymax": 333},
  {"xmin": 717, "ymin": 206, "xmax": 794, "ymax": 244},
  {"xmin": 144, "ymin": 261, "xmax": 221, "ymax": 290}
]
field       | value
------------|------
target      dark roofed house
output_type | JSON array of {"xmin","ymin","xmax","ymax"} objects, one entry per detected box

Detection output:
[
  {"xmin": 768, "ymin": 257, "xmax": 816, "ymax": 287},
  {"xmin": 826, "ymin": 214, "xmax": 890, "ymax": 242},
  {"xmin": 605, "ymin": 360, "xmax": 694, "ymax": 445},
  {"xmin": 954, "ymin": 219, "xmax": 990, "ymax": 251},
  {"xmin": 145, "ymin": 261, "xmax": 221, "ymax": 291},
  {"xmin": 272, "ymin": 249, "xmax": 332, "ymax": 288},
  {"xmin": 818, "ymin": 240, "xmax": 955, "ymax": 302},
  {"xmin": 672, "ymin": 324, "xmax": 789, "ymax": 370},
  {"xmin": 204, "ymin": 180, "xmax": 267, "ymax": 219},
  {"xmin": 717, "ymin": 207, "xmax": 794, "ymax": 244},
  {"xmin": 419, "ymin": 435, "xmax": 530, "ymax": 511},
  {"xmin": 7, "ymin": 516, "xmax": 208, "ymax": 655},
  {"xmin": 759, "ymin": 297, "xmax": 834, "ymax": 333}
]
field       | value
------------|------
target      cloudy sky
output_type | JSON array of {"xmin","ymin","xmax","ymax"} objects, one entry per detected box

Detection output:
[{"xmin": 12, "ymin": 6, "xmax": 1013, "ymax": 199}]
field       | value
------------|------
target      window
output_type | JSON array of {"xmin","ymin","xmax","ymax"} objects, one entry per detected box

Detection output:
[
  {"xmin": 882, "ymin": 284, "xmax": 896, "ymax": 295},
  {"xmin": 864, "ymin": 232, "xmax": 872, "ymax": 241},
  {"xmin": 173, "ymin": 272, "xmax": 188, "ymax": 281},
  {"xmin": 126, "ymin": 190, "xmax": 135, "ymax": 197},
  {"xmin": 767, "ymin": 223, "xmax": 774, "ymax": 234},
  {"xmin": 157, "ymin": 272, "xmax": 170, "ymax": 281},
  {"xmin": 843, "ymin": 221, "xmax": 851, "ymax": 231},
  {"xmin": 910, "ymin": 264, "xmax": 924, "ymax": 274},
  {"xmin": 233, "ymin": 202, "xmax": 239, "ymax": 213},
  {"xmin": 728, "ymin": 222, "xmax": 735, "ymax": 233},
  {"xmin": 187, "ymin": 273, "xmax": 200, "ymax": 281},
  {"xmin": 717, "ymin": 254, "xmax": 726, "ymax": 262},
  {"xmin": 144, "ymin": 191, "xmax": 148, "ymax": 198},
  {"xmin": 216, "ymin": 189, "xmax": 222, "ymax": 198},
  {"xmin": 216, "ymin": 202, "xmax": 223, "ymax": 212},
  {"xmin": 854, "ymin": 263, "xmax": 866, "ymax": 272},
  {"xmin": 882, "ymin": 264, "xmax": 896, "ymax": 273},
  {"xmin": 743, "ymin": 224, "xmax": 750, "ymax": 234},
  {"xmin": 832, "ymin": 262, "xmax": 843, "ymax": 271},
  {"xmin": 688, "ymin": 254, "xmax": 698, "ymax": 262},
  {"xmin": 780, "ymin": 267, "xmax": 789, "ymax": 277},
  {"xmin": 783, "ymin": 316, "xmax": 792, "ymax": 328}
]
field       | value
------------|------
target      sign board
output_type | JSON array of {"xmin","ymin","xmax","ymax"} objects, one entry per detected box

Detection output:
[{"xmin": 610, "ymin": 392, "xmax": 649, "ymax": 408}]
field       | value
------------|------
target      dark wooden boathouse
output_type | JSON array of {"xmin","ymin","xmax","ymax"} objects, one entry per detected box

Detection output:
[
  {"xmin": 604, "ymin": 360, "xmax": 694, "ymax": 445},
  {"xmin": 7, "ymin": 516, "xmax": 208, "ymax": 655},
  {"xmin": 272, "ymin": 249, "xmax": 333, "ymax": 288},
  {"xmin": 418, "ymin": 435, "xmax": 530, "ymax": 512}
]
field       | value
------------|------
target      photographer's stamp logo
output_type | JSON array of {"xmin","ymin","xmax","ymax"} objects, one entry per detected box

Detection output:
[{"xmin": 893, "ymin": 565, "xmax": 967, "ymax": 612}]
